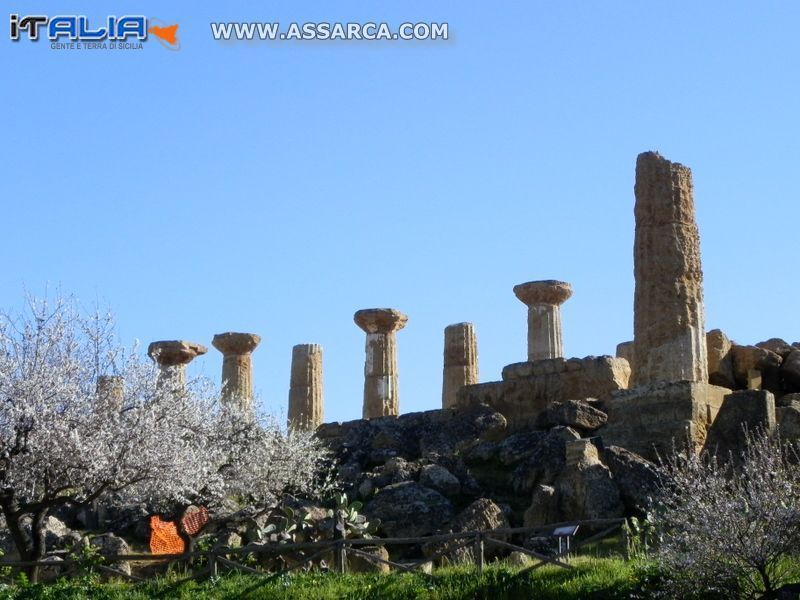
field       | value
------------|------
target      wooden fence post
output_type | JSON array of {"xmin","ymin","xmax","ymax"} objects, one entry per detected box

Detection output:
[
  {"xmin": 474, "ymin": 533, "xmax": 485, "ymax": 572},
  {"xmin": 208, "ymin": 551, "xmax": 218, "ymax": 577}
]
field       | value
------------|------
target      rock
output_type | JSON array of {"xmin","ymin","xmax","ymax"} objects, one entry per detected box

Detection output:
[
  {"xmin": 602, "ymin": 446, "xmax": 660, "ymax": 515},
  {"xmin": 778, "ymin": 393, "xmax": 800, "ymax": 408},
  {"xmin": 496, "ymin": 431, "xmax": 547, "ymax": 466},
  {"xmin": 364, "ymin": 481, "xmax": 453, "ymax": 538},
  {"xmin": 348, "ymin": 545, "xmax": 390, "ymax": 573},
  {"xmin": 216, "ymin": 531, "xmax": 242, "ymax": 549},
  {"xmin": 423, "ymin": 498, "xmax": 508, "ymax": 564},
  {"xmin": 39, "ymin": 556, "xmax": 65, "ymax": 583},
  {"xmin": 43, "ymin": 516, "xmax": 75, "ymax": 550},
  {"xmin": 419, "ymin": 464, "xmax": 461, "ymax": 497},
  {"xmin": 757, "ymin": 338, "xmax": 794, "ymax": 358},
  {"xmin": 704, "ymin": 390, "xmax": 776, "ymax": 461},
  {"xmin": 731, "ymin": 345, "xmax": 782, "ymax": 388},
  {"xmin": 450, "ymin": 498, "xmax": 507, "ymax": 533},
  {"xmin": 777, "ymin": 404, "xmax": 800, "ymax": 441},
  {"xmin": 616, "ymin": 341, "xmax": 635, "ymax": 373},
  {"xmin": 507, "ymin": 551, "xmax": 532, "ymax": 567},
  {"xmin": 707, "ymin": 329, "xmax": 735, "ymax": 389},
  {"xmin": 510, "ymin": 429, "xmax": 571, "ymax": 494},
  {"xmin": 555, "ymin": 440, "xmax": 624, "ymax": 521},
  {"xmin": 535, "ymin": 399, "xmax": 608, "ymax": 433},
  {"xmin": 523, "ymin": 485, "xmax": 560, "ymax": 528},
  {"xmin": 88, "ymin": 533, "xmax": 132, "ymax": 576},
  {"xmin": 781, "ymin": 350, "xmax": 800, "ymax": 392},
  {"xmin": 632, "ymin": 151, "xmax": 707, "ymax": 386},
  {"xmin": 384, "ymin": 457, "xmax": 420, "ymax": 483}
]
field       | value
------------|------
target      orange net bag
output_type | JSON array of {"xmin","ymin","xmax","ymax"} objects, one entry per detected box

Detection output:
[
  {"xmin": 182, "ymin": 506, "xmax": 209, "ymax": 535},
  {"xmin": 149, "ymin": 516, "xmax": 185, "ymax": 555},
  {"xmin": 149, "ymin": 507, "xmax": 209, "ymax": 555}
]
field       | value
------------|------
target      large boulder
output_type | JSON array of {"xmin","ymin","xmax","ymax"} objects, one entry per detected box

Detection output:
[
  {"xmin": 523, "ymin": 484, "xmax": 560, "ymax": 528},
  {"xmin": 423, "ymin": 498, "xmax": 508, "ymax": 564},
  {"xmin": 707, "ymin": 329, "xmax": 735, "ymax": 389},
  {"xmin": 535, "ymin": 399, "xmax": 607, "ymax": 433},
  {"xmin": 510, "ymin": 428, "xmax": 579, "ymax": 494},
  {"xmin": 781, "ymin": 350, "xmax": 800, "ymax": 392},
  {"xmin": 348, "ymin": 545, "xmax": 390, "ymax": 573},
  {"xmin": 419, "ymin": 464, "xmax": 461, "ymax": 497},
  {"xmin": 777, "ymin": 403, "xmax": 800, "ymax": 441},
  {"xmin": 87, "ymin": 533, "xmax": 132, "ymax": 576},
  {"xmin": 602, "ymin": 446, "xmax": 660, "ymax": 516},
  {"xmin": 554, "ymin": 440, "xmax": 623, "ymax": 521},
  {"xmin": 731, "ymin": 345, "xmax": 782, "ymax": 388},
  {"xmin": 364, "ymin": 481, "xmax": 454, "ymax": 538},
  {"xmin": 756, "ymin": 338, "xmax": 794, "ymax": 358},
  {"xmin": 704, "ymin": 390, "xmax": 776, "ymax": 460}
]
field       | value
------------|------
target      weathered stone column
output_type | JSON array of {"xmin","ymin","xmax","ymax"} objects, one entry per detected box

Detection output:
[
  {"xmin": 354, "ymin": 308, "xmax": 408, "ymax": 419},
  {"xmin": 513, "ymin": 280, "xmax": 572, "ymax": 361},
  {"xmin": 632, "ymin": 151, "xmax": 708, "ymax": 385},
  {"xmin": 97, "ymin": 375, "xmax": 124, "ymax": 411},
  {"xmin": 288, "ymin": 344, "xmax": 324, "ymax": 430},
  {"xmin": 147, "ymin": 341, "xmax": 207, "ymax": 391},
  {"xmin": 442, "ymin": 322, "xmax": 478, "ymax": 409},
  {"xmin": 212, "ymin": 332, "xmax": 261, "ymax": 413}
]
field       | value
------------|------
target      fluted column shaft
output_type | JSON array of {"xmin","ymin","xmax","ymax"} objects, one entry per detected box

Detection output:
[
  {"xmin": 513, "ymin": 280, "xmax": 572, "ymax": 362},
  {"xmin": 288, "ymin": 344, "xmax": 324, "ymax": 430},
  {"xmin": 354, "ymin": 308, "xmax": 408, "ymax": 419},
  {"xmin": 442, "ymin": 322, "xmax": 478, "ymax": 409},
  {"xmin": 212, "ymin": 332, "xmax": 261, "ymax": 414},
  {"xmin": 97, "ymin": 375, "xmax": 124, "ymax": 412}
]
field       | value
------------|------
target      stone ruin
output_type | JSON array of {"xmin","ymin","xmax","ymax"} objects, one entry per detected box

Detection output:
[{"xmin": 97, "ymin": 151, "xmax": 800, "ymax": 559}]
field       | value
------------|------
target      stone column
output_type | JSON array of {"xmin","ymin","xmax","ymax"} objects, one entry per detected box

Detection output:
[
  {"xmin": 354, "ymin": 308, "xmax": 408, "ymax": 419},
  {"xmin": 288, "ymin": 344, "xmax": 324, "ymax": 430},
  {"xmin": 632, "ymin": 151, "xmax": 708, "ymax": 385},
  {"xmin": 212, "ymin": 332, "xmax": 261, "ymax": 413},
  {"xmin": 513, "ymin": 280, "xmax": 572, "ymax": 361},
  {"xmin": 442, "ymin": 322, "xmax": 478, "ymax": 409},
  {"xmin": 147, "ymin": 340, "xmax": 207, "ymax": 391},
  {"xmin": 97, "ymin": 375, "xmax": 124, "ymax": 411}
]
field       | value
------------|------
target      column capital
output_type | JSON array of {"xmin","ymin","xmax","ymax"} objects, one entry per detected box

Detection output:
[
  {"xmin": 212, "ymin": 332, "xmax": 261, "ymax": 356},
  {"xmin": 148, "ymin": 340, "xmax": 207, "ymax": 366},
  {"xmin": 513, "ymin": 280, "xmax": 572, "ymax": 307},
  {"xmin": 354, "ymin": 308, "xmax": 408, "ymax": 334}
]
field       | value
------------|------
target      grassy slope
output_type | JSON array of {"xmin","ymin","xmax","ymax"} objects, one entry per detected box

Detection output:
[{"xmin": 0, "ymin": 559, "xmax": 641, "ymax": 600}]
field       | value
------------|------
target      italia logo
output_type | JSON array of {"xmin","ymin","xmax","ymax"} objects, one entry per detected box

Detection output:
[{"xmin": 9, "ymin": 14, "xmax": 180, "ymax": 50}]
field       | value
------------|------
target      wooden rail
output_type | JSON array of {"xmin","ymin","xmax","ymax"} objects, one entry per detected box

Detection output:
[{"xmin": 0, "ymin": 518, "xmax": 626, "ymax": 585}]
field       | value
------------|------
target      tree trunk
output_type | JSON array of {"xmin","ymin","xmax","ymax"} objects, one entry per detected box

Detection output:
[{"xmin": 28, "ymin": 509, "xmax": 48, "ymax": 583}]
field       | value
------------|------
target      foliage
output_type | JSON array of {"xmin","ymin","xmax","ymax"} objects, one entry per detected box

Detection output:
[
  {"xmin": 329, "ymin": 493, "xmax": 380, "ymax": 540},
  {"xmin": 0, "ymin": 293, "xmax": 334, "ymax": 579},
  {"xmin": 621, "ymin": 515, "xmax": 656, "ymax": 560},
  {"xmin": 0, "ymin": 558, "xmax": 640, "ymax": 600},
  {"xmin": 652, "ymin": 429, "xmax": 800, "ymax": 599}
]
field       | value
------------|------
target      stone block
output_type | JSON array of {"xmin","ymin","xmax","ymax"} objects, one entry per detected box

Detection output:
[
  {"xmin": 596, "ymin": 381, "xmax": 730, "ymax": 461},
  {"xmin": 704, "ymin": 390, "xmax": 775, "ymax": 460}
]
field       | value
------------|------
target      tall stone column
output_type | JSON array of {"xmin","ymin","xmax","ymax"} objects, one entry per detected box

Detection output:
[
  {"xmin": 632, "ymin": 151, "xmax": 708, "ymax": 385},
  {"xmin": 148, "ymin": 341, "xmax": 207, "ymax": 391},
  {"xmin": 212, "ymin": 332, "xmax": 261, "ymax": 413},
  {"xmin": 442, "ymin": 322, "xmax": 478, "ymax": 409},
  {"xmin": 288, "ymin": 344, "xmax": 324, "ymax": 430},
  {"xmin": 97, "ymin": 375, "xmax": 124, "ymax": 411},
  {"xmin": 354, "ymin": 308, "xmax": 408, "ymax": 419},
  {"xmin": 513, "ymin": 280, "xmax": 572, "ymax": 361}
]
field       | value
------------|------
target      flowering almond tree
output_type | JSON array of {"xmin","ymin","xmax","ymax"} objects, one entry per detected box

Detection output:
[
  {"xmin": 653, "ymin": 430, "xmax": 800, "ymax": 599},
  {"xmin": 0, "ymin": 295, "xmax": 331, "ymax": 580}
]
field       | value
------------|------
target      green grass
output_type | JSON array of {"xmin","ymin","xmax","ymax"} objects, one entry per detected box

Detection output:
[{"xmin": 0, "ymin": 558, "xmax": 645, "ymax": 600}]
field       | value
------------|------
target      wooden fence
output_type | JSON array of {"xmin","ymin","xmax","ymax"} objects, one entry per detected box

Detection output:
[{"xmin": 0, "ymin": 518, "xmax": 627, "ymax": 585}]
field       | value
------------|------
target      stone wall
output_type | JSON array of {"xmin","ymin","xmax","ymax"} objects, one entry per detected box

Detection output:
[{"xmin": 456, "ymin": 356, "xmax": 630, "ymax": 431}]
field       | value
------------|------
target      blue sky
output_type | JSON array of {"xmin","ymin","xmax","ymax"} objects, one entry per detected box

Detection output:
[{"xmin": 4, "ymin": 2, "xmax": 800, "ymax": 423}]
